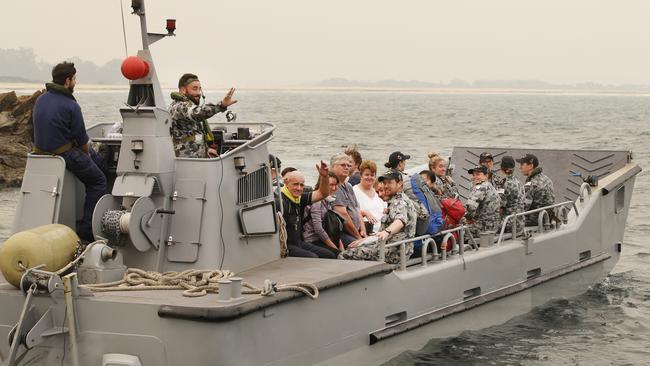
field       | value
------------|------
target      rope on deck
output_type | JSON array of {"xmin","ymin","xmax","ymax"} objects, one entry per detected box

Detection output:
[{"xmin": 80, "ymin": 268, "xmax": 318, "ymax": 299}]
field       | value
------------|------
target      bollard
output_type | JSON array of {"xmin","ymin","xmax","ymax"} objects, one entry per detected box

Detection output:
[
  {"xmin": 230, "ymin": 277, "xmax": 243, "ymax": 299},
  {"xmin": 217, "ymin": 279, "xmax": 232, "ymax": 302},
  {"xmin": 479, "ymin": 231, "xmax": 495, "ymax": 247}
]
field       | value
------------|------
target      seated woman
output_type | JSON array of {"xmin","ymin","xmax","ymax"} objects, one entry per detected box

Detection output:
[
  {"xmin": 428, "ymin": 153, "xmax": 459, "ymax": 199},
  {"xmin": 302, "ymin": 172, "xmax": 344, "ymax": 256},
  {"xmin": 353, "ymin": 160, "xmax": 387, "ymax": 234}
]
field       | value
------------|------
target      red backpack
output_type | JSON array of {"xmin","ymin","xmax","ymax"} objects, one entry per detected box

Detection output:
[{"xmin": 439, "ymin": 198, "xmax": 466, "ymax": 250}]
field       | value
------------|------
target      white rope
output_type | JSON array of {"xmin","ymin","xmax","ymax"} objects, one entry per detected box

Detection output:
[
  {"xmin": 277, "ymin": 212, "xmax": 288, "ymax": 258},
  {"xmin": 80, "ymin": 268, "xmax": 319, "ymax": 299}
]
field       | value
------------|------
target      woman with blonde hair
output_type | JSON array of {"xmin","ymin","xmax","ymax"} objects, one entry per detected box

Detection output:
[{"xmin": 428, "ymin": 152, "xmax": 459, "ymax": 199}]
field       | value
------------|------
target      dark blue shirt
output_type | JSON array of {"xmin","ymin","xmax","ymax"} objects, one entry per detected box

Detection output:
[{"xmin": 33, "ymin": 88, "xmax": 88, "ymax": 152}]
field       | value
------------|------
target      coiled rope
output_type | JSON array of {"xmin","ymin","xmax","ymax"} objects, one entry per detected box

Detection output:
[
  {"xmin": 277, "ymin": 212, "xmax": 288, "ymax": 258},
  {"xmin": 80, "ymin": 268, "xmax": 318, "ymax": 299}
]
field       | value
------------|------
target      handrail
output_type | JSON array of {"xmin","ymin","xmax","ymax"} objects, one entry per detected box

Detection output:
[
  {"xmin": 537, "ymin": 210, "xmax": 551, "ymax": 232},
  {"xmin": 381, "ymin": 225, "xmax": 476, "ymax": 270},
  {"xmin": 579, "ymin": 182, "xmax": 592, "ymax": 203},
  {"xmin": 497, "ymin": 200, "xmax": 578, "ymax": 245}
]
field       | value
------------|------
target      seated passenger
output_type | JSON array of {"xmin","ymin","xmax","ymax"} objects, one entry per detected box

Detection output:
[
  {"xmin": 330, "ymin": 153, "xmax": 367, "ymax": 245},
  {"xmin": 479, "ymin": 152, "xmax": 504, "ymax": 188},
  {"xmin": 345, "ymin": 145, "xmax": 363, "ymax": 186},
  {"xmin": 282, "ymin": 164, "xmax": 336, "ymax": 258},
  {"xmin": 374, "ymin": 180, "xmax": 388, "ymax": 201},
  {"xmin": 32, "ymin": 62, "xmax": 107, "ymax": 242},
  {"xmin": 419, "ymin": 170, "xmax": 442, "ymax": 195},
  {"xmin": 516, "ymin": 154, "xmax": 555, "ymax": 226},
  {"xmin": 169, "ymin": 73, "xmax": 237, "ymax": 158},
  {"xmin": 384, "ymin": 151, "xmax": 410, "ymax": 177},
  {"xmin": 464, "ymin": 165, "xmax": 501, "ymax": 238},
  {"xmin": 498, "ymin": 156, "xmax": 525, "ymax": 234},
  {"xmin": 428, "ymin": 153, "xmax": 459, "ymax": 199},
  {"xmin": 338, "ymin": 170, "xmax": 417, "ymax": 264},
  {"xmin": 303, "ymin": 172, "xmax": 344, "ymax": 255},
  {"xmin": 353, "ymin": 160, "xmax": 387, "ymax": 234}
]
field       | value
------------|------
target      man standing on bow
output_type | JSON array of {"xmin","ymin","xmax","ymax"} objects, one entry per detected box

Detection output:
[
  {"xmin": 169, "ymin": 73, "xmax": 237, "ymax": 158},
  {"xmin": 32, "ymin": 61, "xmax": 107, "ymax": 242}
]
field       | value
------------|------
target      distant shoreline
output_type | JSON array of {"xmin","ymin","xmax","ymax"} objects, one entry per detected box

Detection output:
[{"xmin": 2, "ymin": 82, "xmax": 650, "ymax": 97}]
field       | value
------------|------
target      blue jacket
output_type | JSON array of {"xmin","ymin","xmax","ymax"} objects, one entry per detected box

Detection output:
[{"xmin": 33, "ymin": 84, "xmax": 88, "ymax": 152}]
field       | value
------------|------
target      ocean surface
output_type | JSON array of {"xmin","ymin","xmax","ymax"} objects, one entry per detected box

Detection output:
[{"xmin": 1, "ymin": 89, "xmax": 649, "ymax": 365}]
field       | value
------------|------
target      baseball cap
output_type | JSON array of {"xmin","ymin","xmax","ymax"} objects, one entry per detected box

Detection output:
[
  {"xmin": 515, "ymin": 153, "xmax": 539, "ymax": 167},
  {"xmin": 468, "ymin": 165, "xmax": 488, "ymax": 175},
  {"xmin": 500, "ymin": 155, "xmax": 515, "ymax": 169},
  {"xmin": 388, "ymin": 151, "xmax": 411, "ymax": 168},
  {"xmin": 479, "ymin": 152, "xmax": 494, "ymax": 163},
  {"xmin": 378, "ymin": 169, "xmax": 402, "ymax": 182}
]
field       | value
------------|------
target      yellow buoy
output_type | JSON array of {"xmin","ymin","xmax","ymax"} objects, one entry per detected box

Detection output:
[{"xmin": 0, "ymin": 224, "xmax": 79, "ymax": 288}]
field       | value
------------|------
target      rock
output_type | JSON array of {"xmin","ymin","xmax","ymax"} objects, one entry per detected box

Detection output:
[
  {"xmin": 0, "ymin": 90, "xmax": 43, "ymax": 188},
  {"xmin": 0, "ymin": 91, "xmax": 17, "ymax": 111}
]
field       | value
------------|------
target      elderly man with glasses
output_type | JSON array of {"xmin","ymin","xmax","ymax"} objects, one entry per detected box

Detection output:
[{"xmin": 330, "ymin": 153, "xmax": 367, "ymax": 246}]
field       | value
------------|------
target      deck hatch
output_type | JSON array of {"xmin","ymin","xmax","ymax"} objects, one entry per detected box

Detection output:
[
  {"xmin": 384, "ymin": 311, "xmax": 407, "ymax": 326},
  {"xmin": 527, "ymin": 268, "xmax": 542, "ymax": 279},
  {"xmin": 237, "ymin": 167, "xmax": 270, "ymax": 205},
  {"xmin": 463, "ymin": 287, "xmax": 481, "ymax": 300}
]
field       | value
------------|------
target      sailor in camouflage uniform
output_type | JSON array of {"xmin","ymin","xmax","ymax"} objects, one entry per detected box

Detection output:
[
  {"xmin": 464, "ymin": 165, "xmax": 501, "ymax": 237},
  {"xmin": 479, "ymin": 152, "xmax": 505, "ymax": 188},
  {"xmin": 497, "ymin": 156, "xmax": 525, "ymax": 234},
  {"xmin": 517, "ymin": 153, "xmax": 555, "ymax": 226},
  {"xmin": 338, "ymin": 170, "xmax": 417, "ymax": 264},
  {"xmin": 169, "ymin": 73, "xmax": 237, "ymax": 158}
]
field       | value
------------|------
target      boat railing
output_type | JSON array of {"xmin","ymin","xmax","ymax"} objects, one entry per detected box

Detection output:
[
  {"xmin": 380, "ymin": 225, "xmax": 477, "ymax": 271},
  {"xmin": 496, "ymin": 200, "xmax": 579, "ymax": 245},
  {"xmin": 378, "ymin": 198, "xmax": 582, "ymax": 271}
]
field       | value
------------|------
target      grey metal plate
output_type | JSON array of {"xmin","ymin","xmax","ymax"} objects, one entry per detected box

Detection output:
[
  {"xmin": 450, "ymin": 147, "xmax": 630, "ymax": 201},
  {"xmin": 167, "ymin": 179, "xmax": 206, "ymax": 263},
  {"xmin": 14, "ymin": 174, "xmax": 60, "ymax": 232},
  {"xmin": 130, "ymin": 196, "xmax": 156, "ymax": 252}
]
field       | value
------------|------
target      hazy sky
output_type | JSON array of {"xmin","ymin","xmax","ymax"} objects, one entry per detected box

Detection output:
[{"xmin": 3, "ymin": 1, "xmax": 650, "ymax": 87}]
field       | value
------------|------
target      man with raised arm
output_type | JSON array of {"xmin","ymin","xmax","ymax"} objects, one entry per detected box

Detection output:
[
  {"xmin": 169, "ymin": 73, "xmax": 237, "ymax": 158},
  {"xmin": 32, "ymin": 61, "xmax": 107, "ymax": 242},
  {"xmin": 282, "ymin": 162, "xmax": 336, "ymax": 258}
]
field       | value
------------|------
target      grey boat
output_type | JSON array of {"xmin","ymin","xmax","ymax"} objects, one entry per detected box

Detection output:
[{"xmin": 0, "ymin": 2, "xmax": 641, "ymax": 365}]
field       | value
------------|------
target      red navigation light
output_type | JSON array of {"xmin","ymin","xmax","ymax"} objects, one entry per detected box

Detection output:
[
  {"xmin": 121, "ymin": 56, "xmax": 150, "ymax": 80},
  {"xmin": 166, "ymin": 19, "xmax": 176, "ymax": 34}
]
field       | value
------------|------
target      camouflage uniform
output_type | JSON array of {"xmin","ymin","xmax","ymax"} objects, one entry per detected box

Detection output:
[
  {"xmin": 168, "ymin": 92, "xmax": 226, "ymax": 158},
  {"xmin": 435, "ymin": 176, "xmax": 459, "ymax": 199},
  {"xmin": 524, "ymin": 167, "xmax": 555, "ymax": 226},
  {"xmin": 338, "ymin": 192, "xmax": 417, "ymax": 264},
  {"xmin": 490, "ymin": 169, "xmax": 506, "ymax": 189},
  {"xmin": 465, "ymin": 180, "xmax": 501, "ymax": 236},
  {"xmin": 498, "ymin": 174, "xmax": 525, "ymax": 234}
]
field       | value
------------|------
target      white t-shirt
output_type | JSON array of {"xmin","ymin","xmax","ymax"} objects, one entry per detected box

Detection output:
[{"xmin": 353, "ymin": 185, "xmax": 387, "ymax": 233}]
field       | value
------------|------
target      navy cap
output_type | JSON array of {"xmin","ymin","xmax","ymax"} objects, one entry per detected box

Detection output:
[
  {"xmin": 479, "ymin": 152, "xmax": 494, "ymax": 163},
  {"xmin": 378, "ymin": 169, "xmax": 402, "ymax": 182},
  {"xmin": 500, "ymin": 155, "xmax": 516, "ymax": 169},
  {"xmin": 388, "ymin": 151, "xmax": 411, "ymax": 168},
  {"xmin": 468, "ymin": 165, "xmax": 488, "ymax": 175}
]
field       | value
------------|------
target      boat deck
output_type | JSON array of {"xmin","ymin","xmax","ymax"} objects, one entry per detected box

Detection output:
[{"xmin": 0, "ymin": 258, "xmax": 393, "ymax": 321}]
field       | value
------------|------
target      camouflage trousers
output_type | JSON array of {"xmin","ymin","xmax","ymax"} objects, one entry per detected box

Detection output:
[{"xmin": 338, "ymin": 240, "xmax": 414, "ymax": 264}]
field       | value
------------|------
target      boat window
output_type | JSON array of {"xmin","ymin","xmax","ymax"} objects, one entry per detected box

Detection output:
[{"xmin": 615, "ymin": 185, "xmax": 625, "ymax": 213}]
